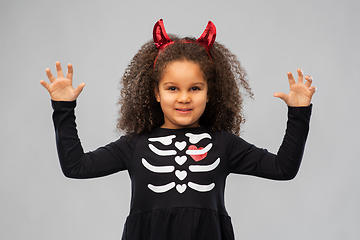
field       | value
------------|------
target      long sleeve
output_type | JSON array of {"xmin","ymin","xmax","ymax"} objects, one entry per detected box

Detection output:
[
  {"xmin": 52, "ymin": 100, "xmax": 136, "ymax": 179},
  {"xmin": 226, "ymin": 105, "xmax": 312, "ymax": 180}
]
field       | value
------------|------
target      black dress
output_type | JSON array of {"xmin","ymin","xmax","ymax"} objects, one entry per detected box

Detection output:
[{"xmin": 52, "ymin": 100, "xmax": 312, "ymax": 240}]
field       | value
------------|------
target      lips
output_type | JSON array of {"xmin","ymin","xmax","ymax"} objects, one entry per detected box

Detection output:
[{"xmin": 176, "ymin": 108, "xmax": 192, "ymax": 114}]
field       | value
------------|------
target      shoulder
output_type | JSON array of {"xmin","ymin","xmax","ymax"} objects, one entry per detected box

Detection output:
[
  {"xmin": 215, "ymin": 129, "xmax": 253, "ymax": 153},
  {"xmin": 216, "ymin": 129, "xmax": 244, "ymax": 142}
]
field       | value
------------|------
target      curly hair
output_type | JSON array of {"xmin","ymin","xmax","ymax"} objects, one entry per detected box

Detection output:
[{"xmin": 117, "ymin": 35, "xmax": 253, "ymax": 136}]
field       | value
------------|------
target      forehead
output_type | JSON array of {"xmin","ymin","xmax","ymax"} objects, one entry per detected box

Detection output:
[{"xmin": 160, "ymin": 60, "xmax": 206, "ymax": 84}]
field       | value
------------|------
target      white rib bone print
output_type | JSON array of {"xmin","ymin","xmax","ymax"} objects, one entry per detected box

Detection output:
[{"xmin": 143, "ymin": 133, "xmax": 220, "ymax": 194}]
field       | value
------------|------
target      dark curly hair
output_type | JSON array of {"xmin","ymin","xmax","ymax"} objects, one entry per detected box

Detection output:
[{"xmin": 117, "ymin": 35, "xmax": 253, "ymax": 136}]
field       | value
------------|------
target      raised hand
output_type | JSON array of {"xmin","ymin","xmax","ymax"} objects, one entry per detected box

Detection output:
[
  {"xmin": 40, "ymin": 61, "xmax": 85, "ymax": 101},
  {"xmin": 273, "ymin": 69, "xmax": 316, "ymax": 107}
]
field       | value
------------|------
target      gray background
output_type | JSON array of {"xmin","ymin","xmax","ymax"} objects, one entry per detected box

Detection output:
[{"xmin": 1, "ymin": 0, "xmax": 359, "ymax": 239}]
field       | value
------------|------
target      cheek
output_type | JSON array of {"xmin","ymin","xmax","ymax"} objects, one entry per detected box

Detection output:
[
  {"xmin": 193, "ymin": 95, "xmax": 208, "ymax": 112},
  {"xmin": 157, "ymin": 92, "xmax": 174, "ymax": 107}
]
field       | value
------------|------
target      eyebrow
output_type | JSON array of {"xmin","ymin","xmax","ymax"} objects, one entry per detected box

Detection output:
[{"xmin": 162, "ymin": 82, "xmax": 205, "ymax": 86}]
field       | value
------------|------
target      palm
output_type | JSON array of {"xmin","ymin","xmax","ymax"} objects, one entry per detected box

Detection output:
[
  {"xmin": 40, "ymin": 62, "xmax": 85, "ymax": 101},
  {"xmin": 274, "ymin": 69, "xmax": 316, "ymax": 107}
]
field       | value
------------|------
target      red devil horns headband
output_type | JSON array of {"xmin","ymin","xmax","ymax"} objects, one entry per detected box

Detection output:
[{"xmin": 153, "ymin": 19, "xmax": 217, "ymax": 64}]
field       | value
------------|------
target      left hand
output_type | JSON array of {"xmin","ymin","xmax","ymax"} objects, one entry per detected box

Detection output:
[{"xmin": 273, "ymin": 69, "xmax": 316, "ymax": 107}]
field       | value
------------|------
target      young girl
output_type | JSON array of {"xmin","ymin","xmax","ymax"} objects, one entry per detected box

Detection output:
[{"xmin": 40, "ymin": 19, "xmax": 315, "ymax": 240}]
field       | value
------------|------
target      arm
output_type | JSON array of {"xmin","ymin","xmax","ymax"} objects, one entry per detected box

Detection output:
[
  {"xmin": 227, "ymin": 69, "xmax": 315, "ymax": 180},
  {"xmin": 52, "ymin": 100, "xmax": 132, "ymax": 179},
  {"xmin": 41, "ymin": 62, "xmax": 133, "ymax": 178},
  {"xmin": 227, "ymin": 105, "xmax": 311, "ymax": 180}
]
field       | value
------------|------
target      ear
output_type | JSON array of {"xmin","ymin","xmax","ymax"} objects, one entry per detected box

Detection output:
[{"xmin": 154, "ymin": 87, "xmax": 160, "ymax": 102}]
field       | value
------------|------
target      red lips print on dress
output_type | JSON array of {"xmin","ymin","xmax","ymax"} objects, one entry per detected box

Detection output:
[{"xmin": 188, "ymin": 145, "xmax": 207, "ymax": 161}]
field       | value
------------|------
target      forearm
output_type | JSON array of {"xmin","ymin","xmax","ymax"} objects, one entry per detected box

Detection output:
[
  {"xmin": 274, "ymin": 105, "xmax": 312, "ymax": 180},
  {"xmin": 52, "ymin": 100, "xmax": 87, "ymax": 178}
]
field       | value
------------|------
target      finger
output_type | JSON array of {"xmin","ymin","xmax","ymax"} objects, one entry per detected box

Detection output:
[
  {"xmin": 304, "ymin": 75, "xmax": 313, "ymax": 88},
  {"xmin": 297, "ymin": 69, "xmax": 304, "ymax": 83},
  {"xmin": 309, "ymin": 86, "xmax": 317, "ymax": 93},
  {"xmin": 273, "ymin": 92, "xmax": 288, "ymax": 102},
  {"xmin": 66, "ymin": 63, "xmax": 73, "ymax": 81},
  {"xmin": 40, "ymin": 80, "xmax": 50, "ymax": 90},
  {"xmin": 74, "ymin": 83, "xmax": 86, "ymax": 98},
  {"xmin": 287, "ymin": 72, "xmax": 296, "ymax": 85},
  {"xmin": 46, "ymin": 68, "xmax": 56, "ymax": 83},
  {"xmin": 307, "ymin": 86, "xmax": 317, "ymax": 101},
  {"xmin": 56, "ymin": 61, "xmax": 64, "ymax": 78}
]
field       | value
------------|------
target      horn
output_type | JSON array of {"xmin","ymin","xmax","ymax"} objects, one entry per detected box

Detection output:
[
  {"xmin": 196, "ymin": 21, "xmax": 217, "ymax": 52},
  {"xmin": 153, "ymin": 19, "xmax": 173, "ymax": 49}
]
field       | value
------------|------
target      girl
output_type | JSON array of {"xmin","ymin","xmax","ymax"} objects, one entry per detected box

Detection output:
[{"xmin": 40, "ymin": 19, "xmax": 315, "ymax": 239}]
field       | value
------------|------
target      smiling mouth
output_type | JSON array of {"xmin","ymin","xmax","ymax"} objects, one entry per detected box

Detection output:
[{"xmin": 176, "ymin": 108, "xmax": 192, "ymax": 113}]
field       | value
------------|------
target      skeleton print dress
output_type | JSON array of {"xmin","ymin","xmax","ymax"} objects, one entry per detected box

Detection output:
[{"xmin": 52, "ymin": 101, "xmax": 312, "ymax": 240}]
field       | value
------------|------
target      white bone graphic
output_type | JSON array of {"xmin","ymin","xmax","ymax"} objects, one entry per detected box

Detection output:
[
  {"xmin": 188, "ymin": 182, "xmax": 215, "ymax": 192},
  {"xmin": 148, "ymin": 135, "xmax": 176, "ymax": 145},
  {"xmin": 176, "ymin": 184, "xmax": 187, "ymax": 193},
  {"xmin": 189, "ymin": 158, "xmax": 220, "ymax": 172},
  {"xmin": 175, "ymin": 170, "xmax": 187, "ymax": 180},
  {"xmin": 175, "ymin": 141, "xmax": 186, "ymax": 151},
  {"xmin": 175, "ymin": 156, "xmax": 187, "ymax": 165},
  {"xmin": 145, "ymin": 132, "xmax": 218, "ymax": 194},
  {"xmin": 142, "ymin": 158, "xmax": 175, "ymax": 173},
  {"xmin": 148, "ymin": 182, "xmax": 175, "ymax": 193},
  {"xmin": 185, "ymin": 143, "xmax": 213, "ymax": 155},
  {"xmin": 149, "ymin": 144, "xmax": 177, "ymax": 156},
  {"xmin": 185, "ymin": 133, "xmax": 212, "ymax": 144}
]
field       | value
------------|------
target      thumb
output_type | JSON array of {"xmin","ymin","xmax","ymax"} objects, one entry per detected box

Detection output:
[
  {"xmin": 273, "ymin": 92, "xmax": 287, "ymax": 101},
  {"xmin": 40, "ymin": 80, "xmax": 50, "ymax": 90},
  {"xmin": 74, "ymin": 83, "xmax": 86, "ymax": 98}
]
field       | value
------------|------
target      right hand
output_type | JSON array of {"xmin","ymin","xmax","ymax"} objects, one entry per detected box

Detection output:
[{"xmin": 40, "ymin": 61, "xmax": 85, "ymax": 101}]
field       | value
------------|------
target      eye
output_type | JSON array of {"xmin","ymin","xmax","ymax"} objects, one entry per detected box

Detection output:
[
  {"xmin": 168, "ymin": 86, "xmax": 177, "ymax": 91},
  {"xmin": 190, "ymin": 86, "xmax": 201, "ymax": 91}
]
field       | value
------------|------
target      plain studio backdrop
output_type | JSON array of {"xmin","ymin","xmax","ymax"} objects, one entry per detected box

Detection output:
[{"xmin": 1, "ymin": 0, "xmax": 359, "ymax": 239}]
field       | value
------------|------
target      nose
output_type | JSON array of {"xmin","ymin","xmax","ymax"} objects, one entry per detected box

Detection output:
[{"xmin": 177, "ymin": 90, "xmax": 190, "ymax": 103}]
